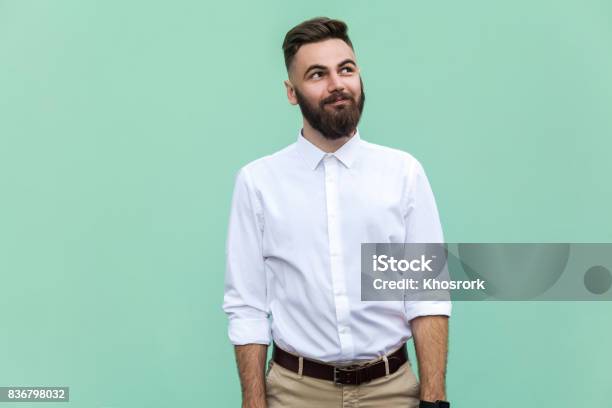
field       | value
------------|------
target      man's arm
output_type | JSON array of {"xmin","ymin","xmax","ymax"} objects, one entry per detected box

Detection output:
[
  {"xmin": 223, "ymin": 168, "xmax": 271, "ymax": 405},
  {"xmin": 403, "ymin": 159, "xmax": 451, "ymax": 402},
  {"xmin": 235, "ymin": 344, "xmax": 268, "ymax": 408},
  {"xmin": 410, "ymin": 315, "xmax": 449, "ymax": 402}
]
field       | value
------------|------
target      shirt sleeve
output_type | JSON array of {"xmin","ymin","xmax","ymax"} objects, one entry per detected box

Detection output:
[
  {"xmin": 403, "ymin": 160, "xmax": 452, "ymax": 322},
  {"xmin": 222, "ymin": 167, "xmax": 271, "ymax": 345}
]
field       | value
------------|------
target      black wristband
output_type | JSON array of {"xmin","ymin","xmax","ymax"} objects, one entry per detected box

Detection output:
[{"xmin": 419, "ymin": 400, "xmax": 450, "ymax": 408}]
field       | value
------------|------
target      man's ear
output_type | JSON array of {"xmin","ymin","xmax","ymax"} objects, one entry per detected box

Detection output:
[{"xmin": 284, "ymin": 80, "xmax": 298, "ymax": 106}]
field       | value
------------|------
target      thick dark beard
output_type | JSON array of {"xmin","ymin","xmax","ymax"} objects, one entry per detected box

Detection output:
[{"xmin": 294, "ymin": 78, "xmax": 365, "ymax": 140}]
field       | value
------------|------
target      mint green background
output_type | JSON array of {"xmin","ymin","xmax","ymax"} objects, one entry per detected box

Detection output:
[{"xmin": 1, "ymin": 1, "xmax": 611, "ymax": 407}]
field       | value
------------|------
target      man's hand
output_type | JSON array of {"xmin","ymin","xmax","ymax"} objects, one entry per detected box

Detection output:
[
  {"xmin": 234, "ymin": 344, "xmax": 268, "ymax": 408},
  {"xmin": 410, "ymin": 315, "xmax": 449, "ymax": 402}
]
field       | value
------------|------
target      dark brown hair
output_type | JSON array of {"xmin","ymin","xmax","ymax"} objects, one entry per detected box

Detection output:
[{"xmin": 282, "ymin": 17, "xmax": 354, "ymax": 72}]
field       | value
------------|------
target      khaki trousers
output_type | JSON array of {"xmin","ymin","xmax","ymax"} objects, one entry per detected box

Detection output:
[{"xmin": 265, "ymin": 353, "xmax": 420, "ymax": 408}]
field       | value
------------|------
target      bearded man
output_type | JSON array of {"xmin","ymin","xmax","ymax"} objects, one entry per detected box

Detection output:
[{"xmin": 223, "ymin": 17, "xmax": 452, "ymax": 408}]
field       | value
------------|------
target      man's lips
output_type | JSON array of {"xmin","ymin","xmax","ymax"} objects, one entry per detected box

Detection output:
[{"xmin": 327, "ymin": 97, "xmax": 350, "ymax": 105}]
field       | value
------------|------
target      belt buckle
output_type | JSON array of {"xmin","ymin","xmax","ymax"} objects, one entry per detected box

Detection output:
[
  {"xmin": 334, "ymin": 364, "xmax": 363, "ymax": 385},
  {"xmin": 333, "ymin": 365, "xmax": 358, "ymax": 386}
]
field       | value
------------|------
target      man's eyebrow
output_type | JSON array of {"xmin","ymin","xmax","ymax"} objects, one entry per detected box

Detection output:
[
  {"xmin": 303, "ymin": 64, "xmax": 327, "ymax": 79},
  {"xmin": 338, "ymin": 58, "xmax": 357, "ymax": 68},
  {"xmin": 303, "ymin": 59, "xmax": 358, "ymax": 79}
]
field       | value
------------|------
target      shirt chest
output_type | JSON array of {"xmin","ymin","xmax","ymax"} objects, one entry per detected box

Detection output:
[{"xmin": 256, "ymin": 163, "xmax": 408, "ymax": 257}]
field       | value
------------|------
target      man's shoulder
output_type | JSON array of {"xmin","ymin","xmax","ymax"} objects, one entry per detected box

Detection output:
[
  {"xmin": 237, "ymin": 141, "xmax": 297, "ymax": 176},
  {"xmin": 360, "ymin": 139, "xmax": 423, "ymax": 170}
]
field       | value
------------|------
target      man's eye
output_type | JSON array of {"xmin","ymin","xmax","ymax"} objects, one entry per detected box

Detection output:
[
  {"xmin": 340, "ymin": 66, "xmax": 354, "ymax": 74},
  {"xmin": 311, "ymin": 72, "xmax": 323, "ymax": 79}
]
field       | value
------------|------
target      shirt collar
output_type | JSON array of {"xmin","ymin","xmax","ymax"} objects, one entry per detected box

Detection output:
[{"xmin": 296, "ymin": 129, "xmax": 362, "ymax": 170}]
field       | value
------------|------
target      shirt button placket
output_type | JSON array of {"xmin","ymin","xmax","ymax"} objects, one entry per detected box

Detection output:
[{"xmin": 323, "ymin": 155, "xmax": 354, "ymax": 359}]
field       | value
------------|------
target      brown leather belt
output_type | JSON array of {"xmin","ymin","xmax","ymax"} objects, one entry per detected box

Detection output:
[{"xmin": 272, "ymin": 342, "xmax": 408, "ymax": 386}]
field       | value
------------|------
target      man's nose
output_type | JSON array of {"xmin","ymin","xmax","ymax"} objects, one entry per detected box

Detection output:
[{"xmin": 327, "ymin": 72, "xmax": 345, "ymax": 93}]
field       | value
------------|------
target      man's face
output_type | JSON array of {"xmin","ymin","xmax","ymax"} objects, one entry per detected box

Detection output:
[{"xmin": 285, "ymin": 39, "xmax": 365, "ymax": 140}]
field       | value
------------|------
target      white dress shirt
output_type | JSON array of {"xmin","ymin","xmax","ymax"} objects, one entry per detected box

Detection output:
[{"xmin": 223, "ymin": 129, "xmax": 451, "ymax": 363}]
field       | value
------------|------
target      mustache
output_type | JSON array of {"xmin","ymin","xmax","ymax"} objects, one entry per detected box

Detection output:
[{"xmin": 321, "ymin": 92, "xmax": 354, "ymax": 106}]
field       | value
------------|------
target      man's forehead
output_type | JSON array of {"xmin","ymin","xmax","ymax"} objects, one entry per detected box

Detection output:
[{"xmin": 291, "ymin": 39, "xmax": 356, "ymax": 75}]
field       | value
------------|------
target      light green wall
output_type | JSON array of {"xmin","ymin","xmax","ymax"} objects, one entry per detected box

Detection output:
[{"xmin": 1, "ymin": 1, "xmax": 611, "ymax": 406}]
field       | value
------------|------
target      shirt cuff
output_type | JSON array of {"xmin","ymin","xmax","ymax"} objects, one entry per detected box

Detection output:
[
  {"xmin": 404, "ymin": 300, "xmax": 452, "ymax": 323},
  {"xmin": 228, "ymin": 317, "xmax": 271, "ymax": 345}
]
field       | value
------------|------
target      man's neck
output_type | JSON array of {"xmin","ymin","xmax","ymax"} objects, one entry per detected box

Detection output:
[{"xmin": 301, "ymin": 121, "xmax": 355, "ymax": 153}]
